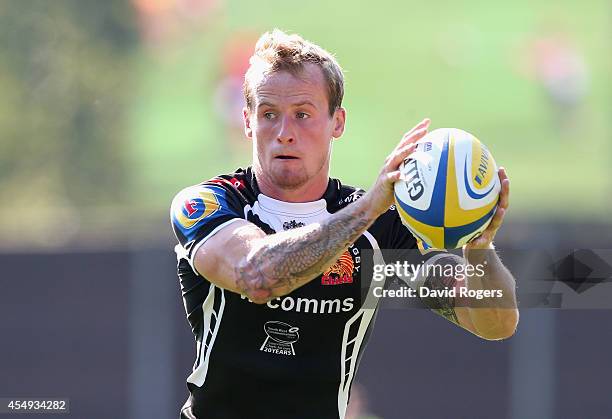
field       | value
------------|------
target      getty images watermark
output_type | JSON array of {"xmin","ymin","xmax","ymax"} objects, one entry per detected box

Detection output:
[
  {"xmin": 370, "ymin": 258, "xmax": 504, "ymax": 301},
  {"xmin": 358, "ymin": 249, "xmax": 612, "ymax": 309}
]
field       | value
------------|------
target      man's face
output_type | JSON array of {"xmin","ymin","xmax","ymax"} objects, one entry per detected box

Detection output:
[{"xmin": 244, "ymin": 64, "xmax": 345, "ymax": 191}]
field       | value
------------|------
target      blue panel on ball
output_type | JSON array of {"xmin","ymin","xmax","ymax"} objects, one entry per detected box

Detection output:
[
  {"xmin": 443, "ymin": 204, "xmax": 497, "ymax": 249},
  {"xmin": 395, "ymin": 134, "xmax": 449, "ymax": 227}
]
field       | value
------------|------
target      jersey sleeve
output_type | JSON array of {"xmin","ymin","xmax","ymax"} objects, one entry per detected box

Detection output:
[{"xmin": 170, "ymin": 182, "xmax": 244, "ymax": 265}]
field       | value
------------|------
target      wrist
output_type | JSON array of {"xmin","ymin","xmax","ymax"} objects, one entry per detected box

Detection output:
[
  {"xmin": 463, "ymin": 242, "xmax": 495, "ymax": 265},
  {"xmin": 359, "ymin": 194, "xmax": 386, "ymax": 221}
]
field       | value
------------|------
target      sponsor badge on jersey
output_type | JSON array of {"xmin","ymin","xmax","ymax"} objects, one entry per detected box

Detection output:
[
  {"xmin": 260, "ymin": 321, "xmax": 300, "ymax": 356},
  {"xmin": 321, "ymin": 250, "xmax": 355, "ymax": 285},
  {"xmin": 173, "ymin": 186, "xmax": 223, "ymax": 230}
]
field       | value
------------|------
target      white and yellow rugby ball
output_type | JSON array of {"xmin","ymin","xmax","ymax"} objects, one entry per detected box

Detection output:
[{"xmin": 394, "ymin": 128, "xmax": 500, "ymax": 249}]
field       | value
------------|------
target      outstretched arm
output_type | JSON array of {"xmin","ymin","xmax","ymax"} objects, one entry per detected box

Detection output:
[
  {"xmin": 197, "ymin": 198, "xmax": 375, "ymax": 304},
  {"xmin": 460, "ymin": 167, "xmax": 518, "ymax": 339}
]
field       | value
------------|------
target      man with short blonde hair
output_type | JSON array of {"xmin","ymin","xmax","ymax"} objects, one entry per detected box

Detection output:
[
  {"xmin": 243, "ymin": 29, "xmax": 344, "ymax": 116},
  {"xmin": 172, "ymin": 29, "xmax": 517, "ymax": 419}
]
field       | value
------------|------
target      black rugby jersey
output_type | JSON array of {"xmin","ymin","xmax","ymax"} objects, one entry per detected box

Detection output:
[{"xmin": 170, "ymin": 167, "xmax": 429, "ymax": 419}]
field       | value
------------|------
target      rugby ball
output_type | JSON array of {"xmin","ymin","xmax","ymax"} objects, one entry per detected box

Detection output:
[{"xmin": 394, "ymin": 128, "xmax": 500, "ymax": 249}]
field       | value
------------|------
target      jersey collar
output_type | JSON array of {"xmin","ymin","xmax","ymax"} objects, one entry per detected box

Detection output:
[{"xmin": 245, "ymin": 166, "xmax": 341, "ymax": 214}]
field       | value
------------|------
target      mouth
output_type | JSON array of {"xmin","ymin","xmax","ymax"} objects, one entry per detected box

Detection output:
[{"xmin": 275, "ymin": 155, "xmax": 299, "ymax": 160}]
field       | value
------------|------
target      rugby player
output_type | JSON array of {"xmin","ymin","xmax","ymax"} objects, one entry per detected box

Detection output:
[{"xmin": 171, "ymin": 29, "xmax": 518, "ymax": 419}]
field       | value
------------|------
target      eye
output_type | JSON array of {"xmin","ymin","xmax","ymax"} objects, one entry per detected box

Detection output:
[
  {"xmin": 263, "ymin": 112, "xmax": 276, "ymax": 120},
  {"xmin": 296, "ymin": 112, "xmax": 309, "ymax": 119}
]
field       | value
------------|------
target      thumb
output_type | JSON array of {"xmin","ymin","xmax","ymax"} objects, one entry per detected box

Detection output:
[{"xmin": 387, "ymin": 170, "xmax": 403, "ymax": 183}]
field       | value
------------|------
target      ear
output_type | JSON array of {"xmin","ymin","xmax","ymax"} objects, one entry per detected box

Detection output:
[
  {"xmin": 331, "ymin": 107, "xmax": 346, "ymax": 139},
  {"xmin": 243, "ymin": 107, "xmax": 253, "ymax": 139}
]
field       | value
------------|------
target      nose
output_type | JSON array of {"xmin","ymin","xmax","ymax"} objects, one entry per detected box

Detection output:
[{"xmin": 277, "ymin": 115, "xmax": 295, "ymax": 144}]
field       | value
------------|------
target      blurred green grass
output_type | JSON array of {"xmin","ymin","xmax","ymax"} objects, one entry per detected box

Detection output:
[{"xmin": 130, "ymin": 0, "xmax": 610, "ymax": 220}]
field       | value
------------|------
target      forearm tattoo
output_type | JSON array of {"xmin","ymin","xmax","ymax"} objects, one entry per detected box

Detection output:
[
  {"xmin": 420, "ymin": 255, "xmax": 463, "ymax": 325},
  {"xmin": 235, "ymin": 204, "xmax": 372, "ymax": 301},
  {"xmin": 422, "ymin": 274, "xmax": 459, "ymax": 325}
]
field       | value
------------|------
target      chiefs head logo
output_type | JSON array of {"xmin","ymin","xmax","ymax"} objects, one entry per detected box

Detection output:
[
  {"xmin": 174, "ymin": 187, "xmax": 221, "ymax": 229},
  {"xmin": 322, "ymin": 251, "xmax": 354, "ymax": 285}
]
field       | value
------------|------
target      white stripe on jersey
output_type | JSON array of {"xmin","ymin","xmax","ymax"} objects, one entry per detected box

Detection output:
[
  {"xmin": 338, "ymin": 230, "xmax": 384, "ymax": 419},
  {"xmin": 187, "ymin": 283, "xmax": 226, "ymax": 387}
]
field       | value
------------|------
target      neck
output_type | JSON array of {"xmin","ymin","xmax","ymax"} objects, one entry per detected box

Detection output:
[{"xmin": 253, "ymin": 167, "xmax": 329, "ymax": 203}]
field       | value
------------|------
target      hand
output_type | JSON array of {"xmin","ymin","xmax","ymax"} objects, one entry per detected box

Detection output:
[
  {"xmin": 363, "ymin": 118, "xmax": 431, "ymax": 217},
  {"xmin": 464, "ymin": 166, "xmax": 510, "ymax": 252}
]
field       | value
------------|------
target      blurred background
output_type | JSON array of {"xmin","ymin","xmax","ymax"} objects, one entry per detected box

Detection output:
[{"xmin": 0, "ymin": 0, "xmax": 610, "ymax": 418}]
